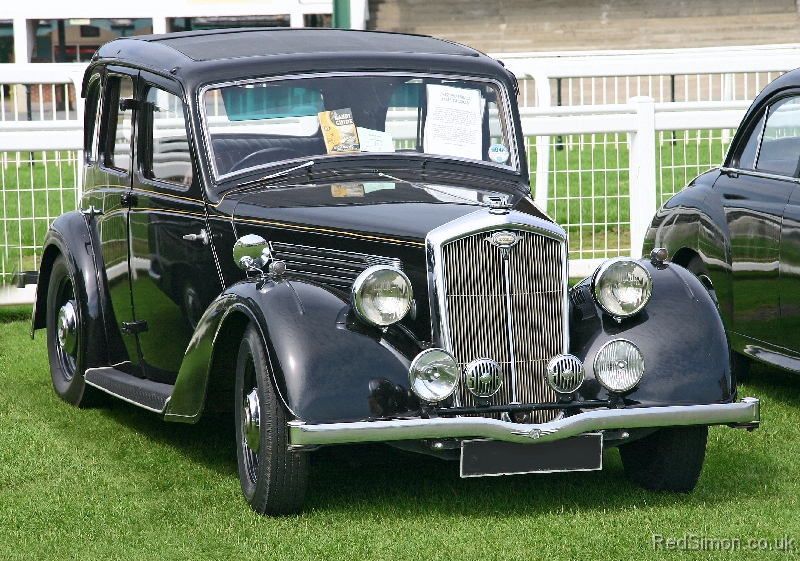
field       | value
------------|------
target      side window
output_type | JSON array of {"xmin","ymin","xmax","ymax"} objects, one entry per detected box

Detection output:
[
  {"xmin": 103, "ymin": 75, "xmax": 134, "ymax": 173},
  {"xmin": 144, "ymin": 87, "xmax": 192, "ymax": 186},
  {"xmin": 84, "ymin": 77, "xmax": 103, "ymax": 166},
  {"xmin": 737, "ymin": 112, "xmax": 765, "ymax": 170},
  {"xmin": 755, "ymin": 96, "xmax": 800, "ymax": 176}
]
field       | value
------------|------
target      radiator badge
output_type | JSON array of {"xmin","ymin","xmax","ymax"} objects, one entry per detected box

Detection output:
[{"xmin": 487, "ymin": 230, "xmax": 522, "ymax": 250}]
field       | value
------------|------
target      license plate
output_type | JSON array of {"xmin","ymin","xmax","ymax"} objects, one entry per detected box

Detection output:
[{"xmin": 460, "ymin": 433, "xmax": 603, "ymax": 477}]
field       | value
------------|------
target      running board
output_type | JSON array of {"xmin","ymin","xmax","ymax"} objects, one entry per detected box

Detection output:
[{"xmin": 84, "ymin": 367, "xmax": 173, "ymax": 413}]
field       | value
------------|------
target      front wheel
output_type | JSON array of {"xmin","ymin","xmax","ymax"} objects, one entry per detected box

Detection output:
[
  {"xmin": 235, "ymin": 324, "xmax": 309, "ymax": 515},
  {"xmin": 619, "ymin": 425, "xmax": 708, "ymax": 492},
  {"xmin": 45, "ymin": 253, "xmax": 100, "ymax": 407}
]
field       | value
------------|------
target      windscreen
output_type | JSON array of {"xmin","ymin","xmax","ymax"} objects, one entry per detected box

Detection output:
[{"xmin": 202, "ymin": 74, "xmax": 515, "ymax": 178}]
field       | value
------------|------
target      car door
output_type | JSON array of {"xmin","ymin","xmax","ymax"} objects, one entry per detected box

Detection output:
[
  {"xmin": 91, "ymin": 68, "xmax": 144, "ymax": 376},
  {"xmin": 714, "ymin": 97, "xmax": 797, "ymax": 344},
  {"xmin": 126, "ymin": 73, "xmax": 221, "ymax": 384},
  {"xmin": 771, "ymin": 96, "xmax": 800, "ymax": 352},
  {"xmin": 713, "ymin": 94, "xmax": 800, "ymax": 346}
]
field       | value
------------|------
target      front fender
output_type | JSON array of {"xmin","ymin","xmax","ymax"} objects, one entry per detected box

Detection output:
[
  {"xmin": 569, "ymin": 259, "xmax": 733, "ymax": 406},
  {"xmin": 31, "ymin": 211, "xmax": 108, "ymax": 368},
  {"xmin": 165, "ymin": 278, "xmax": 423, "ymax": 423}
]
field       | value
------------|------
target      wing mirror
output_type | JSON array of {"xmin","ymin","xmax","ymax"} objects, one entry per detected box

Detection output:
[{"xmin": 233, "ymin": 234, "xmax": 286, "ymax": 277}]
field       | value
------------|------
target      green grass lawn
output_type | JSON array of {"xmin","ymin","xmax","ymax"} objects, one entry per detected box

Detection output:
[{"xmin": 1, "ymin": 313, "xmax": 799, "ymax": 560}]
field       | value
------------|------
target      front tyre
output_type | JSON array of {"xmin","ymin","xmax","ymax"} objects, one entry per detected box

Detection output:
[
  {"xmin": 619, "ymin": 425, "xmax": 708, "ymax": 492},
  {"xmin": 235, "ymin": 324, "xmax": 309, "ymax": 515},
  {"xmin": 45, "ymin": 253, "xmax": 99, "ymax": 407}
]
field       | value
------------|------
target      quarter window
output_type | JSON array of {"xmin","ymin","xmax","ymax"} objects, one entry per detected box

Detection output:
[
  {"xmin": 103, "ymin": 75, "xmax": 134, "ymax": 172},
  {"xmin": 144, "ymin": 87, "xmax": 192, "ymax": 186},
  {"xmin": 755, "ymin": 96, "xmax": 800, "ymax": 176},
  {"xmin": 84, "ymin": 78, "xmax": 102, "ymax": 166}
]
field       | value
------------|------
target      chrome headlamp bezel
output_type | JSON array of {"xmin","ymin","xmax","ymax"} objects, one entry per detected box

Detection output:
[
  {"xmin": 592, "ymin": 257, "xmax": 653, "ymax": 319},
  {"xmin": 351, "ymin": 265, "xmax": 413, "ymax": 327}
]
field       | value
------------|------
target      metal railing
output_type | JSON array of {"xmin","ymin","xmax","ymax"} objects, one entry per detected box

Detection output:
[
  {"xmin": 0, "ymin": 64, "xmax": 84, "ymax": 304},
  {"xmin": 3, "ymin": 44, "xmax": 800, "ymax": 303}
]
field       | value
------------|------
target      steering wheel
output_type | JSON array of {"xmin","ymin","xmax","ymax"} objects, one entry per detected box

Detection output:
[{"xmin": 228, "ymin": 147, "xmax": 302, "ymax": 173}]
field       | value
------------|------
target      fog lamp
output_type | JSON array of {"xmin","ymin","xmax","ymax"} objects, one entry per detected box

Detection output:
[
  {"xmin": 546, "ymin": 354, "xmax": 585, "ymax": 394},
  {"xmin": 593, "ymin": 339, "xmax": 645, "ymax": 393},
  {"xmin": 409, "ymin": 349, "xmax": 459, "ymax": 403}
]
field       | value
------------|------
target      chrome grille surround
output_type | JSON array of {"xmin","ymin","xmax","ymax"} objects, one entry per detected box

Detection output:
[{"xmin": 426, "ymin": 208, "xmax": 569, "ymax": 421}]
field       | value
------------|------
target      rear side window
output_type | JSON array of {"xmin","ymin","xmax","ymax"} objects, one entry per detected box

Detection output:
[
  {"xmin": 143, "ymin": 87, "xmax": 192, "ymax": 186},
  {"xmin": 755, "ymin": 96, "xmax": 800, "ymax": 176}
]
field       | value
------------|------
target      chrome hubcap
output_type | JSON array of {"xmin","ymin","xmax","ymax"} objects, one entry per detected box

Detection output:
[
  {"xmin": 57, "ymin": 300, "xmax": 77, "ymax": 356},
  {"xmin": 243, "ymin": 388, "xmax": 261, "ymax": 453}
]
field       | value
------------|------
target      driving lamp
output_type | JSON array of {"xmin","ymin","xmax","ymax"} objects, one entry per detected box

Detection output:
[
  {"xmin": 592, "ymin": 257, "xmax": 652, "ymax": 318},
  {"xmin": 351, "ymin": 265, "xmax": 413, "ymax": 327}
]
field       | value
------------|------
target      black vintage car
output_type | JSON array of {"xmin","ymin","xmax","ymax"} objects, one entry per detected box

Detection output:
[
  {"xmin": 645, "ymin": 68, "xmax": 800, "ymax": 380},
  {"xmin": 33, "ymin": 28, "xmax": 759, "ymax": 515}
]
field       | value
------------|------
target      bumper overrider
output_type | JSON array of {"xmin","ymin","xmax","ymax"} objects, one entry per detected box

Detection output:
[{"xmin": 288, "ymin": 397, "xmax": 760, "ymax": 446}]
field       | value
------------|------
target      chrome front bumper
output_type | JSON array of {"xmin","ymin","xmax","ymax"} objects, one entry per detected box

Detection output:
[{"xmin": 288, "ymin": 397, "xmax": 760, "ymax": 446}]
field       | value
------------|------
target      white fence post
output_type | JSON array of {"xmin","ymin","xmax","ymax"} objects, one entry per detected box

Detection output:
[
  {"xmin": 532, "ymin": 70, "xmax": 551, "ymax": 211},
  {"xmin": 628, "ymin": 96, "xmax": 657, "ymax": 259},
  {"xmin": 69, "ymin": 71, "xmax": 86, "ymax": 201}
]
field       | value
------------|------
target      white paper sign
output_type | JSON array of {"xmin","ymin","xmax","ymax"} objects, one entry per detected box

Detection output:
[
  {"xmin": 423, "ymin": 84, "xmax": 482, "ymax": 161},
  {"xmin": 356, "ymin": 127, "xmax": 396, "ymax": 153}
]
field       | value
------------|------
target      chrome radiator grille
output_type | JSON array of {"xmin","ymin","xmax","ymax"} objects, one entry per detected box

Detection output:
[{"xmin": 441, "ymin": 229, "xmax": 565, "ymax": 421}]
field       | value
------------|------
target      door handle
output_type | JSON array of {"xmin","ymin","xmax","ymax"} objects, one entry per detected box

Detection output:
[{"xmin": 183, "ymin": 229, "xmax": 209, "ymax": 245}]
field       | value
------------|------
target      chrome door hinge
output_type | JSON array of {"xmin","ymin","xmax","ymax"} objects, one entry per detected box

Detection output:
[
  {"xmin": 79, "ymin": 206, "xmax": 104, "ymax": 221},
  {"xmin": 121, "ymin": 319, "xmax": 149, "ymax": 335}
]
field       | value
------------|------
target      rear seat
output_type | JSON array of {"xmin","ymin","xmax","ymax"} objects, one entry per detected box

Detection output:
[{"xmin": 212, "ymin": 134, "xmax": 327, "ymax": 175}]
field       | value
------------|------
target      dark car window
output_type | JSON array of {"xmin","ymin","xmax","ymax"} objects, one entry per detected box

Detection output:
[
  {"xmin": 203, "ymin": 74, "xmax": 513, "ymax": 179},
  {"xmin": 143, "ymin": 86, "xmax": 193, "ymax": 186},
  {"xmin": 755, "ymin": 96, "xmax": 800, "ymax": 176},
  {"xmin": 736, "ymin": 112, "xmax": 765, "ymax": 170},
  {"xmin": 84, "ymin": 77, "xmax": 103, "ymax": 166},
  {"xmin": 102, "ymin": 75, "xmax": 134, "ymax": 173}
]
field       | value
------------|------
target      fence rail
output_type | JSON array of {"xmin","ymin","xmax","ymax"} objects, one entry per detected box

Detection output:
[{"xmin": 4, "ymin": 44, "xmax": 800, "ymax": 303}]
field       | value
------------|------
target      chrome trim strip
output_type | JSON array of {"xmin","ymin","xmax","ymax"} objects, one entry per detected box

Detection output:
[
  {"xmin": 288, "ymin": 397, "xmax": 760, "ymax": 446},
  {"xmin": 719, "ymin": 166, "xmax": 800, "ymax": 184}
]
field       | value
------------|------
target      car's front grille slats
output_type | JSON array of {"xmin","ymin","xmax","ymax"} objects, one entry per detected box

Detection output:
[
  {"xmin": 271, "ymin": 242, "xmax": 401, "ymax": 288},
  {"xmin": 441, "ymin": 229, "xmax": 565, "ymax": 422}
]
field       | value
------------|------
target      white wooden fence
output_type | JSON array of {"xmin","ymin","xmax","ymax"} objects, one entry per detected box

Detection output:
[{"xmin": 3, "ymin": 44, "xmax": 800, "ymax": 304}]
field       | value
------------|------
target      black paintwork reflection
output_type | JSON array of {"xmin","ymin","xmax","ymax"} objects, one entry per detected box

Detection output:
[
  {"xmin": 779, "ymin": 185, "xmax": 800, "ymax": 350},
  {"xmin": 127, "ymin": 191, "xmax": 218, "ymax": 383},
  {"xmin": 713, "ymin": 172, "xmax": 793, "ymax": 343}
]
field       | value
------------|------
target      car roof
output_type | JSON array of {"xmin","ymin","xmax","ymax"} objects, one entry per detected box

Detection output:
[
  {"xmin": 148, "ymin": 28, "xmax": 479, "ymax": 61},
  {"xmin": 91, "ymin": 28, "xmax": 512, "ymax": 95}
]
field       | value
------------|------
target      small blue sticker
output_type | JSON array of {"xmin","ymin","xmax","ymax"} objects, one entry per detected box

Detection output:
[{"xmin": 488, "ymin": 144, "xmax": 509, "ymax": 164}]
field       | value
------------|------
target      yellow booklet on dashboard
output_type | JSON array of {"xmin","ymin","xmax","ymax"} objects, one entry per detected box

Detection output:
[{"xmin": 318, "ymin": 108, "xmax": 361, "ymax": 153}]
